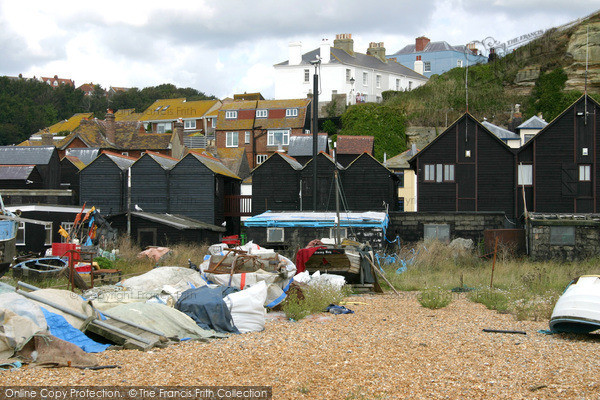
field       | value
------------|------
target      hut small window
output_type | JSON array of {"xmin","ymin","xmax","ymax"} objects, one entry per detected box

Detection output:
[
  {"xmin": 550, "ymin": 226, "xmax": 575, "ymax": 246},
  {"xmin": 424, "ymin": 224, "xmax": 450, "ymax": 242},
  {"xmin": 518, "ymin": 164, "xmax": 533, "ymax": 186},
  {"xmin": 424, "ymin": 164, "xmax": 435, "ymax": 182},
  {"xmin": 444, "ymin": 165, "xmax": 454, "ymax": 182},
  {"xmin": 329, "ymin": 227, "xmax": 347, "ymax": 240},
  {"xmin": 436, "ymin": 164, "xmax": 443, "ymax": 183},
  {"xmin": 267, "ymin": 228, "xmax": 284, "ymax": 243},
  {"xmin": 44, "ymin": 222, "xmax": 53, "ymax": 246},
  {"xmin": 16, "ymin": 222, "xmax": 25, "ymax": 245},
  {"xmin": 579, "ymin": 165, "xmax": 591, "ymax": 181}
]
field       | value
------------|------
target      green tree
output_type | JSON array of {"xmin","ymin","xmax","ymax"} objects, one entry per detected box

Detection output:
[{"xmin": 340, "ymin": 103, "xmax": 407, "ymax": 161}]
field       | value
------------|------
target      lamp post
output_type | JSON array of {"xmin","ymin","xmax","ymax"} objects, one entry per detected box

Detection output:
[{"xmin": 349, "ymin": 77, "xmax": 355, "ymax": 105}]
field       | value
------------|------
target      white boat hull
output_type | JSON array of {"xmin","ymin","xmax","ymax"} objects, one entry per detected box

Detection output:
[{"xmin": 550, "ymin": 275, "xmax": 600, "ymax": 333}]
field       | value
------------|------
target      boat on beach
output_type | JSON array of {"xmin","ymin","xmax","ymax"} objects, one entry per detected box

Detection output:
[
  {"xmin": 11, "ymin": 257, "xmax": 68, "ymax": 281},
  {"xmin": 549, "ymin": 275, "xmax": 600, "ymax": 334}
]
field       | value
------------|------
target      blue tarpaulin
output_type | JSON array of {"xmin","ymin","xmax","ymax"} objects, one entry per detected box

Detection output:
[{"xmin": 41, "ymin": 308, "xmax": 110, "ymax": 353}]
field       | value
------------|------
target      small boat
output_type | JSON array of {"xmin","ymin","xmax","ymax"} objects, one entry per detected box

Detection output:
[
  {"xmin": 549, "ymin": 275, "xmax": 600, "ymax": 334},
  {"xmin": 11, "ymin": 257, "xmax": 68, "ymax": 281}
]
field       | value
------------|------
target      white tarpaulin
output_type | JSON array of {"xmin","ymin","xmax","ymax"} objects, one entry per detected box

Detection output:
[
  {"xmin": 0, "ymin": 292, "xmax": 48, "ymax": 359},
  {"xmin": 121, "ymin": 267, "xmax": 207, "ymax": 296}
]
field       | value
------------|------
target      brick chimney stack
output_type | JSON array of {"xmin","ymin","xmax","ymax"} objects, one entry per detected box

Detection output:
[
  {"xmin": 333, "ymin": 33, "xmax": 354, "ymax": 56},
  {"xmin": 41, "ymin": 129, "xmax": 53, "ymax": 146},
  {"xmin": 105, "ymin": 109, "xmax": 116, "ymax": 143},
  {"xmin": 171, "ymin": 118, "xmax": 185, "ymax": 159},
  {"xmin": 367, "ymin": 42, "xmax": 386, "ymax": 62},
  {"xmin": 415, "ymin": 36, "xmax": 430, "ymax": 52}
]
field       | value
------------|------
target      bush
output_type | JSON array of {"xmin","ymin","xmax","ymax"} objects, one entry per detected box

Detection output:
[
  {"xmin": 468, "ymin": 288, "xmax": 511, "ymax": 313},
  {"xmin": 282, "ymin": 284, "xmax": 351, "ymax": 320},
  {"xmin": 418, "ymin": 288, "xmax": 452, "ymax": 309}
]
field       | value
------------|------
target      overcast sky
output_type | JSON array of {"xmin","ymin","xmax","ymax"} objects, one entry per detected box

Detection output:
[{"xmin": 1, "ymin": 1, "xmax": 598, "ymax": 99}]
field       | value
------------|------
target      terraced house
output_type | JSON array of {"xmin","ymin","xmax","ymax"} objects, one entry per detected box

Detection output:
[{"xmin": 215, "ymin": 98, "xmax": 312, "ymax": 168}]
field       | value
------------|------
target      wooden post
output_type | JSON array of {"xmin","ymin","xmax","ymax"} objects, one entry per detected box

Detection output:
[{"xmin": 490, "ymin": 236, "xmax": 499, "ymax": 289}]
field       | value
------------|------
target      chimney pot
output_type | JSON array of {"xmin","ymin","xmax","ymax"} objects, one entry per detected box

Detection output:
[{"xmin": 333, "ymin": 33, "xmax": 354, "ymax": 55}]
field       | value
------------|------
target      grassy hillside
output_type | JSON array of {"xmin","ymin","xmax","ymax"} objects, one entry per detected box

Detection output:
[{"xmin": 382, "ymin": 11, "xmax": 600, "ymax": 127}]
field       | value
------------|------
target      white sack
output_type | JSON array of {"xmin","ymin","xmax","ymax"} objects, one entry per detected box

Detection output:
[{"xmin": 223, "ymin": 281, "xmax": 268, "ymax": 333}]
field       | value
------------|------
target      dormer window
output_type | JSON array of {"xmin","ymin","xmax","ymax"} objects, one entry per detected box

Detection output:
[
  {"xmin": 225, "ymin": 110, "xmax": 238, "ymax": 119},
  {"xmin": 256, "ymin": 109, "xmax": 268, "ymax": 118},
  {"xmin": 286, "ymin": 108, "xmax": 298, "ymax": 117}
]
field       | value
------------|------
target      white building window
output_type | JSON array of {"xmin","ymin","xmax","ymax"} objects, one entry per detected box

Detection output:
[
  {"xmin": 346, "ymin": 69, "xmax": 351, "ymax": 83},
  {"xmin": 285, "ymin": 108, "xmax": 298, "ymax": 117},
  {"xmin": 225, "ymin": 110, "xmax": 237, "ymax": 119},
  {"xmin": 376, "ymin": 75, "xmax": 381, "ymax": 88},
  {"xmin": 257, "ymin": 154, "xmax": 268, "ymax": 164},
  {"xmin": 245, "ymin": 131, "xmax": 251, "ymax": 144},
  {"xmin": 226, "ymin": 132, "xmax": 238, "ymax": 147},
  {"xmin": 16, "ymin": 222, "xmax": 25, "ymax": 245},
  {"xmin": 256, "ymin": 109, "xmax": 268, "ymax": 118},
  {"xmin": 424, "ymin": 61, "xmax": 431, "ymax": 72},
  {"xmin": 304, "ymin": 69, "xmax": 310, "ymax": 83},
  {"xmin": 457, "ymin": 60, "xmax": 463, "ymax": 67},
  {"xmin": 395, "ymin": 79, "xmax": 400, "ymax": 91},
  {"xmin": 267, "ymin": 129, "xmax": 290, "ymax": 146},
  {"xmin": 184, "ymin": 120, "xmax": 196, "ymax": 130},
  {"xmin": 362, "ymin": 72, "xmax": 368, "ymax": 86},
  {"xmin": 211, "ymin": 118, "xmax": 216, "ymax": 128},
  {"xmin": 408, "ymin": 81, "xmax": 413, "ymax": 90},
  {"xmin": 44, "ymin": 222, "xmax": 53, "ymax": 246},
  {"xmin": 156, "ymin": 122, "xmax": 172, "ymax": 133},
  {"xmin": 518, "ymin": 164, "xmax": 533, "ymax": 186},
  {"xmin": 580, "ymin": 165, "xmax": 591, "ymax": 181}
]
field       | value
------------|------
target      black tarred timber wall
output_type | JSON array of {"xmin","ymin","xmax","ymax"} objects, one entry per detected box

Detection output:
[
  {"xmin": 131, "ymin": 155, "xmax": 170, "ymax": 214},
  {"xmin": 517, "ymin": 96, "xmax": 600, "ymax": 214},
  {"xmin": 107, "ymin": 214, "xmax": 221, "ymax": 248},
  {"xmin": 413, "ymin": 114, "xmax": 516, "ymax": 220},
  {"xmin": 252, "ymin": 154, "xmax": 300, "ymax": 215},
  {"xmin": 169, "ymin": 155, "xmax": 215, "ymax": 224},
  {"xmin": 300, "ymin": 153, "xmax": 338, "ymax": 212},
  {"xmin": 342, "ymin": 154, "xmax": 398, "ymax": 211},
  {"xmin": 59, "ymin": 159, "xmax": 80, "ymax": 202},
  {"xmin": 79, "ymin": 155, "xmax": 126, "ymax": 215}
]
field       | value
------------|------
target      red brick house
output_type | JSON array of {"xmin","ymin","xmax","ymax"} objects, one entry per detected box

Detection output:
[{"xmin": 215, "ymin": 98, "xmax": 312, "ymax": 168}]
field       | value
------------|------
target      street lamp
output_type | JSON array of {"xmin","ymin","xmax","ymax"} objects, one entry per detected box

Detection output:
[{"xmin": 349, "ymin": 77, "xmax": 355, "ymax": 105}]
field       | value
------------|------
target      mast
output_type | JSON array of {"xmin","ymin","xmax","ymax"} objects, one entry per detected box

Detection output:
[{"xmin": 334, "ymin": 142, "xmax": 341, "ymax": 247}]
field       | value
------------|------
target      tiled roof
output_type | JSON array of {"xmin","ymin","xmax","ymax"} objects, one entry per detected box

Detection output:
[
  {"xmin": 35, "ymin": 113, "xmax": 93, "ymax": 135},
  {"xmin": 77, "ymin": 83, "xmax": 95, "ymax": 93},
  {"xmin": 62, "ymin": 155, "xmax": 87, "ymax": 170},
  {"xmin": 188, "ymin": 151, "xmax": 241, "ymax": 180},
  {"xmin": 276, "ymin": 47, "xmax": 426, "ymax": 80},
  {"xmin": 139, "ymin": 98, "xmax": 220, "ymax": 122},
  {"xmin": 336, "ymin": 135, "xmax": 374, "ymax": 155},
  {"xmin": 145, "ymin": 151, "xmax": 179, "ymax": 169},
  {"xmin": 385, "ymin": 146, "xmax": 419, "ymax": 169},
  {"xmin": 114, "ymin": 109, "xmax": 142, "ymax": 122},
  {"xmin": 0, "ymin": 146, "xmax": 56, "ymax": 164},
  {"xmin": 58, "ymin": 119, "xmax": 172, "ymax": 150},
  {"xmin": 217, "ymin": 98, "xmax": 310, "ymax": 131},
  {"xmin": 482, "ymin": 121, "xmax": 520, "ymax": 140},
  {"xmin": 214, "ymin": 148, "xmax": 247, "ymax": 176},
  {"xmin": 0, "ymin": 165, "xmax": 37, "ymax": 180},
  {"xmin": 518, "ymin": 115, "xmax": 548, "ymax": 130},
  {"xmin": 392, "ymin": 40, "xmax": 463, "ymax": 55},
  {"xmin": 64, "ymin": 148, "xmax": 100, "ymax": 165},
  {"xmin": 288, "ymin": 134, "xmax": 328, "ymax": 157}
]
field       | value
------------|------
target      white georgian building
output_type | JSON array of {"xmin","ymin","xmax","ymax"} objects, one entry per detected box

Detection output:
[{"xmin": 274, "ymin": 33, "xmax": 428, "ymax": 105}]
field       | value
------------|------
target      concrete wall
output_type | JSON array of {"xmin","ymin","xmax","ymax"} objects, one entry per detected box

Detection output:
[{"xmin": 388, "ymin": 211, "xmax": 506, "ymax": 243}]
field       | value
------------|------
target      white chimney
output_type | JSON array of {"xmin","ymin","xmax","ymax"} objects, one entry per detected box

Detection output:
[
  {"xmin": 414, "ymin": 55, "xmax": 424, "ymax": 75},
  {"xmin": 289, "ymin": 41, "xmax": 303, "ymax": 65},
  {"xmin": 320, "ymin": 39, "xmax": 331, "ymax": 63}
]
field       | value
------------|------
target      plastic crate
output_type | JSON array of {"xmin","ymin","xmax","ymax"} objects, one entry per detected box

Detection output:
[{"xmin": 51, "ymin": 243, "xmax": 81, "ymax": 262}]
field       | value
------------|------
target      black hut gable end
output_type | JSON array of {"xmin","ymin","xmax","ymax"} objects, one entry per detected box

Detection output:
[
  {"xmin": 251, "ymin": 153, "xmax": 302, "ymax": 215},
  {"xmin": 517, "ymin": 95, "xmax": 600, "ymax": 214},
  {"xmin": 300, "ymin": 152, "xmax": 340, "ymax": 212},
  {"xmin": 342, "ymin": 153, "xmax": 399, "ymax": 211},
  {"xmin": 130, "ymin": 152, "xmax": 177, "ymax": 214},
  {"xmin": 409, "ymin": 113, "xmax": 516, "ymax": 219}
]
